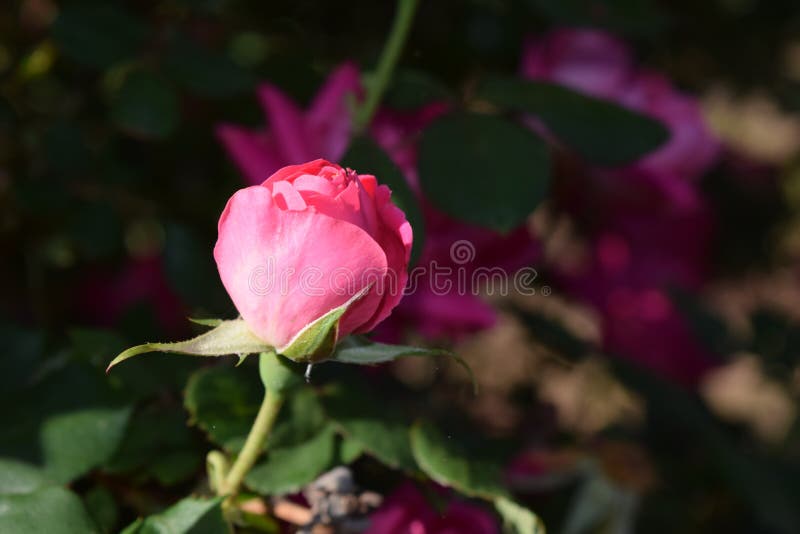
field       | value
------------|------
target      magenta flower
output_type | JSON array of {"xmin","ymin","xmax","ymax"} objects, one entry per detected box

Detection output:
[
  {"xmin": 365, "ymin": 482, "xmax": 498, "ymax": 534},
  {"xmin": 520, "ymin": 29, "xmax": 721, "ymax": 384},
  {"xmin": 216, "ymin": 63, "xmax": 361, "ymax": 185},
  {"xmin": 521, "ymin": 28, "xmax": 720, "ymax": 180},
  {"xmin": 555, "ymin": 171, "xmax": 718, "ymax": 384},
  {"xmin": 376, "ymin": 205, "xmax": 539, "ymax": 342}
]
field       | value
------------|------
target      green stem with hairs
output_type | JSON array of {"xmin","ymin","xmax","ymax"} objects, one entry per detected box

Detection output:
[
  {"xmin": 354, "ymin": 0, "xmax": 420, "ymax": 132},
  {"xmin": 219, "ymin": 385, "xmax": 284, "ymax": 501},
  {"xmin": 218, "ymin": 351, "xmax": 300, "ymax": 514}
]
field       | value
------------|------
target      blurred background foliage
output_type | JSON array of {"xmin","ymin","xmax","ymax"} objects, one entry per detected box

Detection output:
[{"xmin": 4, "ymin": 0, "xmax": 800, "ymax": 533}]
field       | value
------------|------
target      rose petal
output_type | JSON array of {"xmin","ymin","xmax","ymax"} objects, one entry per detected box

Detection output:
[{"xmin": 214, "ymin": 185, "xmax": 388, "ymax": 348}]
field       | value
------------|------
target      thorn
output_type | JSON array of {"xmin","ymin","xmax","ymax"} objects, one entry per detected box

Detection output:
[{"xmin": 305, "ymin": 364, "xmax": 313, "ymax": 382}]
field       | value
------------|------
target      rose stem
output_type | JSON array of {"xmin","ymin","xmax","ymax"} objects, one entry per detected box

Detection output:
[
  {"xmin": 220, "ymin": 386, "xmax": 284, "ymax": 504},
  {"xmin": 354, "ymin": 0, "xmax": 420, "ymax": 132}
]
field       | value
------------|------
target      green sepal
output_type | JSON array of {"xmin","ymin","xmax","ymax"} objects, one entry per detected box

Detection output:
[
  {"xmin": 106, "ymin": 319, "xmax": 271, "ymax": 373},
  {"xmin": 259, "ymin": 351, "xmax": 303, "ymax": 394},
  {"xmin": 277, "ymin": 284, "xmax": 372, "ymax": 363},
  {"xmin": 188, "ymin": 317, "xmax": 224, "ymax": 328}
]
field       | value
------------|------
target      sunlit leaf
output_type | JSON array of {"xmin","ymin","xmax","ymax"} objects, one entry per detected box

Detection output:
[
  {"xmin": 495, "ymin": 497, "xmax": 546, "ymax": 534},
  {"xmin": 0, "ymin": 486, "xmax": 99, "ymax": 534},
  {"xmin": 120, "ymin": 496, "xmax": 225, "ymax": 534},
  {"xmin": 323, "ymin": 385, "xmax": 417, "ymax": 473},
  {"xmin": 0, "ymin": 459, "xmax": 98, "ymax": 534},
  {"xmin": 410, "ymin": 420, "xmax": 508, "ymax": 500},
  {"xmin": 245, "ymin": 425, "xmax": 337, "ymax": 495}
]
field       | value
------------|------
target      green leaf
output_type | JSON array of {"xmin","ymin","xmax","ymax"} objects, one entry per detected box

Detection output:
[
  {"xmin": 184, "ymin": 366, "xmax": 262, "ymax": 453},
  {"xmin": 105, "ymin": 405, "xmax": 202, "ymax": 486},
  {"xmin": 0, "ymin": 458, "xmax": 51, "ymax": 495},
  {"xmin": 165, "ymin": 34, "xmax": 255, "ymax": 98},
  {"xmin": 111, "ymin": 71, "xmax": 179, "ymax": 140},
  {"xmin": 560, "ymin": 472, "xmax": 634, "ymax": 534},
  {"xmin": 121, "ymin": 497, "xmax": 226, "ymax": 534},
  {"xmin": 268, "ymin": 388, "xmax": 328, "ymax": 449},
  {"xmin": 164, "ymin": 223, "xmax": 230, "ymax": 314},
  {"xmin": 69, "ymin": 201, "xmax": 123, "ymax": 260},
  {"xmin": 338, "ymin": 437, "xmax": 365, "ymax": 464},
  {"xmin": 84, "ymin": 486, "xmax": 119, "ymax": 534},
  {"xmin": 419, "ymin": 112, "xmax": 550, "ymax": 231},
  {"xmin": 332, "ymin": 338, "xmax": 476, "ymax": 391},
  {"xmin": 384, "ymin": 69, "xmax": 452, "ymax": 110},
  {"xmin": 529, "ymin": 0, "xmax": 666, "ymax": 36},
  {"xmin": 0, "ymin": 460, "xmax": 99, "ymax": 533},
  {"xmin": 0, "ymin": 365, "xmax": 133, "ymax": 484},
  {"xmin": 509, "ymin": 304, "xmax": 590, "ymax": 362},
  {"xmin": 40, "ymin": 406, "xmax": 133, "ymax": 484},
  {"xmin": 342, "ymin": 136, "xmax": 425, "ymax": 264},
  {"xmin": 185, "ymin": 368, "xmax": 325, "ymax": 453},
  {"xmin": 52, "ymin": 4, "xmax": 147, "ymax": 68},
  {"xmin": 107, "ymin": 353, "xmax": 197, "ymax": 402},
  {"xmin": 278, "ymin": 284, "xmax": 372, "ymax": 362},
  {"xmin": 323, "ymin": 385, "xmax": 417, "ymax": 473},
  {"xmin": 0, "ymin": 486, "xmax": 100, "ymax": 534},
  {"xmin": 0, "ymin": 324, "xmax": 44, "ymax": 395},
  {"xmin": 495, "ymin": 497, "xmax": 545, "ymax": 534},
  {"xmin": 43, "ymin": 121, "xmax": 91, "ymax": 174},
  {"xmin": 69, "ymin": 328, "xmax": 127, "ymax": 368},
  {"xmin": 333, "ymin": 338, "xmax": 449, "ymax": 364},
  {"xmin": 477, "ymin": 76, "xmax": 669, "ymax": 166},
  {"xmin": 410, "ymin": 420, "xmax": 508, "ymax": 500},
  {"xmin": 245, "ymin": 425, "xmax": 337, "ymax": 495},
  {"xmin": 106, "ymin": 319, "xmax": 270, "ymax": 372}
]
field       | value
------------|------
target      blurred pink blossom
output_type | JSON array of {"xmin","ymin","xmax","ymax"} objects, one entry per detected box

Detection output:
[
  {"xmin": 217, "ymin": 63, "xmax": 539, "ymax": 342},
  {"xmin": 365, "ymin": 482, "xmax": 498, "ymax": 534},
  {"xmin": 216, "ymin": 62, "xmax": 361, "ymax": 185},
  {"xmin": 554, "ymin": 170, "xmax": 718, "ymax": 384},
  {"xmin": 376, "ymin": 205, "xmax": 539, "ymax": 342},
  {"xmin": 521, "ymin": 28, "xmax": 720, "ymax": 180},
  {"xmin": 522, "ymin": 29, "xmax": 721, "ymax": 384},
  {"xmin": 78, "ymin": 256, "xmax": 186, "ymax": 335}
]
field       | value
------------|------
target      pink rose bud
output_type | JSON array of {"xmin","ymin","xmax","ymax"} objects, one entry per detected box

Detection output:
[{"xmin": 214, "ymin": 159, "xmax": 412, "ymax": 358}]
